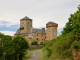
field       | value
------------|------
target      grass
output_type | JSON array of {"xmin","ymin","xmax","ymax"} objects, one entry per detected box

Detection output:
[
  {"xmin": 39, "ymin": 48, "xmax": 48, "ymax": 60},
  {"xmin": 23, "ymin": 50, "xmax": 33, "ymax": 60}
]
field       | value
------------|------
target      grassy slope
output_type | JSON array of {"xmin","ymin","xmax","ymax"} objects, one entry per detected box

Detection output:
[
  {"xmin": 39, "ymin": 49, "xmax": 48, "ymax": 60},
  {"xmin": 43, "ymin": 32, "xmax": 79, "ymax": 60}
]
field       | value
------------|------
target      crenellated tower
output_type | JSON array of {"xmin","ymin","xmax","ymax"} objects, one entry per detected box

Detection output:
[{"xmin": 46, "ymin": 22, "xmax": 58, "ymax": 40}]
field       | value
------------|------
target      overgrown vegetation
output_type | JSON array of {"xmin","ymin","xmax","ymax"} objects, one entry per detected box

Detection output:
[
  {"xmin": 0, "ymin": 33, "xmax": 29, "ymax": 60},
  {"xmin": 42, "ymin": 5, "xmax": 80, "ymax": 60},
  {"xmin": 31, "ymin": 40, "xmax": 38, "ymax": 45}
]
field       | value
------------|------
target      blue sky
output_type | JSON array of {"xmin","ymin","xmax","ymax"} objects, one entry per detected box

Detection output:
[{"xmin": 0, "ymin": 0, "xmax": 80, "ymax": 36}]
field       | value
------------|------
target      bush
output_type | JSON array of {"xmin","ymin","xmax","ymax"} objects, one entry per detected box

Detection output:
[
  {"xmin": 46, "ymin": 46, "xmax": 52, "ymax": 57},
  {"xmin": 40, "ymin": 42, "xmax": 43, "ymax": 45},
  {"xmin": 31, "ymin": 40, "xmax": 38, "ymax": 45},
  {"xmin": 71, "ymin": 41, "xmax": 80, "ymax": 50}
]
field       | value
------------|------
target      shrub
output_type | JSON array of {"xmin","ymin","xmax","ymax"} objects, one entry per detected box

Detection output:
[
  {"xmin": 31, "ymin": 40, "xmax": 38, "ymax": 45},
  {"xmin": 46, "ymin": 46, "xmax": 52, "ymax": 57},
  {"xmin": 40, "ymin": 42, "xmax": 43, "ymax": 45},
  {"xmin": 71, "ymin": 41, "xmax": 80, "ymax": 50}
]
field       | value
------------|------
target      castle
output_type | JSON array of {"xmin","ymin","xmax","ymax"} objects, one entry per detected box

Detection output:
[{"xmin": 14, "ymin": 16, "xmax": 58, "ymax": 44}]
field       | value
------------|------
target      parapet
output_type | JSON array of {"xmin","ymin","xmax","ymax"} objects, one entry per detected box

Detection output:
[{"xmin": 46, "ymin": 21, "xmax": 58, "ymax": 27}]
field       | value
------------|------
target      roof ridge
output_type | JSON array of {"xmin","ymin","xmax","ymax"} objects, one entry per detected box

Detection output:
[{"xmin": 21, "ymin": 16, "xmax": 31, "ymax": 20}]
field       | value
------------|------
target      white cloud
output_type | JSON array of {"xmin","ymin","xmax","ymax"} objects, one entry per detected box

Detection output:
[
  {"xmin": 0, "ymin": 0, "xmax": 80, "ymax": 30},
  {"xmin": 0, "ymin": 31, "xmax": 15, "ymax": 36}
]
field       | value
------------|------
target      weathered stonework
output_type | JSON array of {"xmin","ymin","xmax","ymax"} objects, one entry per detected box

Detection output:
[{"xmin": 14, "ymin": 16, "xmax": 58, "ymax": 44}]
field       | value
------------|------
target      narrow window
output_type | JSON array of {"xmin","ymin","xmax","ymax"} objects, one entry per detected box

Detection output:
[{"xmin": 36, "ymin": 38, "xmax": 39, "ymax": 40}]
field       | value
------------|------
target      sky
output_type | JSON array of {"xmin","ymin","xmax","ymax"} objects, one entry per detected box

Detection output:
[{"xmin": 0, "ymin": 0, "xmax": 80, "ymax": 36}]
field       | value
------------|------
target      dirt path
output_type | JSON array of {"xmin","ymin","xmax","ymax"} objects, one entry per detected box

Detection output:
[{"xmin": 28, "ymin": 50, "xmax": 40, "ymax": 60}]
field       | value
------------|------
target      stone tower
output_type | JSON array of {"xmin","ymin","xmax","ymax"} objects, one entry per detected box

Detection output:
[
  {"xmin": 20, "ymin": 16, "xmax": 32, "ymax": 34},
  {"xmin": 46, "ymin": 22, "xmax": 58, "ymax": 40}
]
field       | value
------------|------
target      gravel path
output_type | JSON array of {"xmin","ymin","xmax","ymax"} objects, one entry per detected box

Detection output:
[{"xmin": 28, "ymin": 50, "xmax": 40, "ymax": 60}]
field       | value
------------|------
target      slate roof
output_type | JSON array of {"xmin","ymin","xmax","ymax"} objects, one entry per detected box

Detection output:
[
  {"xmin": 15, "ymin": 29, "xmax": 31, "ymax": 35},
  {"xmin": 15, "ymin": 29, "xmax": 20, "ymax": 34},
  {"xmin": 20, "ymin": 16, "xmax": 32, "ymax": 20},
  {"xmin": 32, "ymin": 28, "xmax": 45, "ymax": 33},
  {"xmin": 46, "ymin": 21, "xmax": 57, "ymax": 25}
]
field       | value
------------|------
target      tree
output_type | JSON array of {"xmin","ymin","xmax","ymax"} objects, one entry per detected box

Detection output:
[
  {"xmin": 0, "ymin": 33, "xmax": 4, "ymax": 59},
  {"xmin": 0, "ymin": 33, "xmax": 15, "ymax": 60},
  {"xmin": 13, "ymin": 36, "xmax": 29, "ymax": 60},
  {"xmin": 31, "ymin": 40, "xmax": 38, "ymax": 45},
  {"xmin": 0, "ymin": 33, "xmax": 29, "ymax": 60},
  {"xmin": 2, "ymin": 35, "xmax": 15, "ymax": 60},
  {"xmin": 62, "ymin": 5, "xmax": 80, "ymax": 40}
]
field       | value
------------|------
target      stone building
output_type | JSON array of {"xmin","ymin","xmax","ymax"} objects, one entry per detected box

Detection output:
[{"xmin": 14, "ymin": 16, "xmax": 58, "ymax": 44}]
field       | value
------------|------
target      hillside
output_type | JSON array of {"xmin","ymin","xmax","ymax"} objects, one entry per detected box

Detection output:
[{"xmin": 42, "ymin": 5, "xmax": 80, "ymax": 60}]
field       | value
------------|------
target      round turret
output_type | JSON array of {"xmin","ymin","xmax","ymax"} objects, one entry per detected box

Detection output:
[
  {"xmin": 46, "ymin": 21, "xmax": 58, "ymax": 40},
  {"xmin": 46, "ymin": 21, "xmax": 58, "ymax": 28}
]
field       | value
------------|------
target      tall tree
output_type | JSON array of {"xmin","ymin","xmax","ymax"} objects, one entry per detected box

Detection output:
[
  {"xmin": 0, "ymin": 33, "xmax": 29, "ymax": 60},
  {"xmin": 62, "ymin": 5, "xmax": 80, "ymax": 40},
  {"xmin": 13, "ymin": 36, "xmax": 29, "ymax": 60}
]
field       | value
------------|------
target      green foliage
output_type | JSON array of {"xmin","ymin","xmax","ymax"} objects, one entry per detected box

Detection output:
[
  {"xmin": 42, "ymin": 5, "xmax": 80, "ymax": 60},
  {"xmin": 44, "ymin": 32, "xmax": 74, "ymax": 60},
  {"xmin": 31, "ymin": 40, "xmax": 38, "ymax": 45},
  {"xmin": 13, "ymin": 36, "xmax": 29, "ymax": 60},
  {"xmin": 0, "ymin": 45, "xmax": 3, "ymax": 59},
  {"xmin": 46, "ymin": 47, "xmax": 52, "ymax": 57},
  {"xmin": 0, "ymin": 33, "xmax": 29, "ymax": 60},
  {"xmin": 40, "ymin": 42, "xmax": 43, "ymax": 45},
  {"xmin": 71, "ymin": 41, "xmax": 80, "ymax": 50},
  {"xmin": 44, "ymin": 39, "xmax": 56, "ymax": 47},
  {"xmin": 13, "ymin": 36, "xmax": 29, "ymax": 52},
  {"xmin": 40, "ymin": 48, "xmax": 48, "ymax": 60},
  {"xmin": 62, "ymin": 5, "xmax": 80, "ymax": 40}
]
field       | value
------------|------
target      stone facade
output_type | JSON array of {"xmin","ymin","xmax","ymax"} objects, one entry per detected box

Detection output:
[{"xmin": 14, "ymin": 16, "xmax": 58, "ymax": 44}]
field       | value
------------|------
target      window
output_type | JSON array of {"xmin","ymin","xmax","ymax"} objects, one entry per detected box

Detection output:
[
  {"xmin": 37, "ymin": 34, "xmax": 38, "ymax": 36},
  {"xmin": 37, "ymin": 38, "xmax": 38, "ymax": 40},
  {"xmin": 37, "ymin": 38, "xmax": 39, "ymax": 41}
]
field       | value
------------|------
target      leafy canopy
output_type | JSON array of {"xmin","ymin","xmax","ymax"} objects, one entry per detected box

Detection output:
[{"xmin": 62, "ymin": 5, "xmax": 80, "ymax": 40}]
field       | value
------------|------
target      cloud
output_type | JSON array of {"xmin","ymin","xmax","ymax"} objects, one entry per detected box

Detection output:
[
  {"xmin": 0, "ymin": 31, "xmax": 15, "ymax": 36},
  {"xmin": 58, "ymin": 28, "xmax": 63, "ymax": 35},
  {"xmin": 0, "ymin": 0, "xmax": 80, "ymax": 35},
  {"xmin": 0, "ymin": 21, "xmax": 19, "ymax": 33}
]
